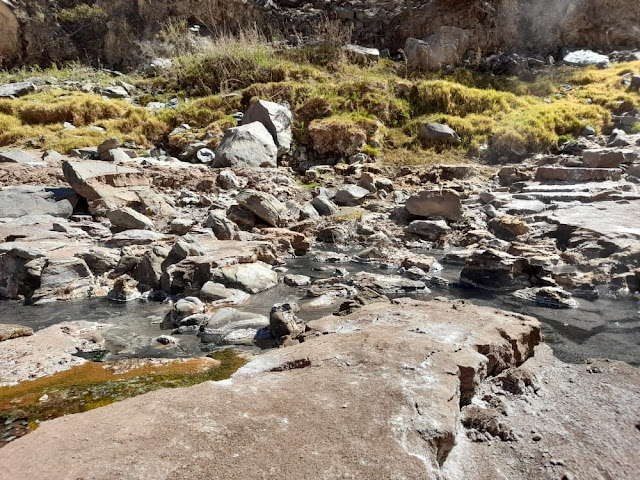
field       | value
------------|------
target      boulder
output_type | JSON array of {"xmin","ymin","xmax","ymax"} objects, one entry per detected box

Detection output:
[
  {"xmin": 513, "ymin": 286, "xmax": 579, "ymax": 309},
  {"xmin": 284, "ymin": 274, "xmax": 312, "ymax": 287},
  {"xmin": 217, "ymin": 170, "xmax": 241, "ymax": 190},
  {"xmin": 236, "ymin": 190, "xmax": 288, "ymax": 227},
  {"xmin": 405, "ymin": 189, "xmax": 463, "ymax": 221},
  {"xmin": 199, "ymin": 282, "xmax": 249, "ymax": 305},
  {"xmin": 418, "ymin": 123, "xmax": 461, "ymax": 144},
  {"xmin": 405, "ymin": 27, "xmax": 470, "ymax": 71},
  {"xmin": 311, "ymin": 196, "xmax": 338, "ymax": 216},
  {"xmin": 535, "ymin": 166, "xmax": 621, "ymax": 182},
  {"xmin": 203, "ymin": 211, "xmax": 238, "ymax": 240},
  {"xmin": 582, "ymin": 149, "xmax": 633, "ymax": 168},
  {"xmin": 241, "ymin": 100, "xmax": 293, "ymax": 157},
  {"xmin": 97, "ymin": 138, "xmax": 121, "ymax": 160},
  {"xmin": 169, "ymin": 218, "xmax": 194, "ymax": 235},
  {"xmin": 212, "ymin": 262, "xmax": 278, "ymax": 293},
  {"xmin": 405, "ymin": 219, "xmax": 451, "ymax": 241},
  {"xmin": 334, "ymin": 185, "xmax": 370, "ymax": 206},
  {"xmin": 62, "ymin": 161, "xmax": 148, "ymax": 201},
  {"xmin": 33, "ymin": 258, "xmax": 94, "ymax": 301},
  {"xmin": 0, "ymin": 150, "xmax": 44, "ymax": 165},
  {"xmin": 269, "ymin": 302, "xmax": 304, "ymax": 344},
  {"xmin": 198, "ymin": 308, "xmax": 269, "ymax": 344},
  {"xmin": 563, "ymin": 50, "xmax": 610, "ymax": 68},
  {"xmin": 487, "ymin": 216, "xmax": 530, "ymax": 240},
  {"xmin": 459, "ymin": 249, "xmax": 530, "ymax": 290},
  {"xmin": 213, "ymin": 122, "xmax": 278, "ymax": 168},
  {"xmin": 0, "ymin": 188, "xmax": 73, "ymax": 219},
  {"xmin": 0, "ymin": 82, "xmax": 35, "ymax": 98},
  {"xmin": 107, "ymin": 207, "xmax": 155, "ymax": 231}
]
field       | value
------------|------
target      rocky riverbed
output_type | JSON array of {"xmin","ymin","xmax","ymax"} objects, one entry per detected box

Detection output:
[{"xmin": 0, "ymin": 89, "xmax": 639, "ymax": 476}]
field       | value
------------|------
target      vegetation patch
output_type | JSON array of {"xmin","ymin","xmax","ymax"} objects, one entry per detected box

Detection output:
[{"xmin": 0, "ymin": 349, "xmax": 247, "ymax": 446}]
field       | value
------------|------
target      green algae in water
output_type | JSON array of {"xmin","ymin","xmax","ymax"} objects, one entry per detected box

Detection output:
[{"xmin": 0, "ymin": 349, "xmax": 247, "ymax": 446}]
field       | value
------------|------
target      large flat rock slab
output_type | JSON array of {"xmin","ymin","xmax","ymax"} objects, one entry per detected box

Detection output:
[
  {"xmin": 0, "ymin": 299, "xmax": 541, "ymax": 478},
  {"xmin": 62, "ymin": 160, "xmax": 148, "ymax": 201},
  {"xmin": 0, "ymin": 187, "xmax": 73, "ymax": 219}
]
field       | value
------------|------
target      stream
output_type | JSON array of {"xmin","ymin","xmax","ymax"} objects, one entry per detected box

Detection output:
[{"xmin": 1, "ymin": 248, "xmax": 639, "ymax": 367}]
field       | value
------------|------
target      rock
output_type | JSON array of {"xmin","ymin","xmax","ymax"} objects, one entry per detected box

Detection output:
[
  {"xmin": 299, "ymin": 203, "xmax": 321, "ymax": 220},
  {"xmin": 213, "ymin": 122, "xmax": 278, "ymax": 168},
  {"xmin": 100, "ymin": 86, "xmax": 129, "ymax": 98},
  {"xmin": 350, "ymin": 272, "xmax": 429, "ymax": 295},
  {"xmin": 217, "ymin": 170, "xmax": 241, "ymax": 190},
  {"xmin": 513, "ymin": 287, "xmax": 579, "ymax": 309},
  {"xmin": 62, "ymin": 161, "xmax": 148, "ymax": 201},
  {"xmin": 203, "ymin": 211, "xmax": 237, "ymax": 240},
  {"xmin": 107, "ymin": 207, "xmax": 155, "ymax": 231},
  {"xmin": 199, "ymin": 282, "xmax": 249, "ymax": 305},
  {"xmin": 133, "ymin": 246, "xmax": 169, "ymax": 289},
  {"xmin": 563, "ymin": 50, "xmax": 610, "ymax": 68},
  {"xmin": 261, "ymin": 228, "xmax": 311, "ymax": 255},
  {"xmin": 344, "ymin": 44, "xmax": 380, "ymax": 62},
  {"xmin": 0, "ymin": 81, "xmax": 36, "ymax": 98},
  {"xmin": 460, "ymin": 249, "xmax": 530, "ymax": 290},
  {"xmin": 0, "ymin": 150, "xmax": 44, "ymax": 165},
  {"xmin": 418, "ymin": 123, "xmax": 461, "ymax": 144},
  {"xmin": 401, "ymin": 255, "xmax": 443, "ymax": 272},
  {"xmin": 212, "ymin": 262, "xmax": 278, "ymax": 293},
  {"xmin": 608, "ymin": 129, "xmax": 631, "ymax": 147},
  {"xmin": 405, "ymin": 27, "xmax": 470, "ymax": 71},
  {"xmin": 311, "ymin": 196, "xmax": 338, "ymax": 216},
  {"xmin": 236, "ymin": 190, "xmax": 288, "ymax": 227},
  {"xmin": 334, "ymin": 185, "xmax": 370, "ymax": 206},
  {"xmin": 0, "ymin": 299, "xmax": 553, "ymax": 478},
  {"xmin": 42, "ymin": 150, "xmax": 64, "ymax": 162},
  {"xmin": 497, "ymin": 166, "xmax": 534, "ymax": 186},
  {"xmin": 169, "ymin": 218, "xmax": 194, "ymax": 235},
  {"xmin": 582, "ymin": 149, "xmax": 632, "ymax": 168},
  {"xmin": 156, "ymin": 335, "xmax": 178, "ymax": 345},
  {"xmin": 241, "ymin": 100, "xmax": 293, "ymax": 157},
  {"xmin": 535, "ymin": 166, "xmax": 621, "ymax": 182},
  {"xmin": 630, "ymin": 74, "xmax": 640, "ymax": 90},
  {"xmin": 405, "ymin": 219, "xmax": 451, "ymax": 241},
  {"xmin": 269, "ymin": 302, "xmax": 303, "ymax": 344},
  {"xmin": 284, "ymin": 274, "xmax": 312, "ymax": 287},
  {"xmin": 76, "ymin": 248, "xmax": 120, "ymax": 276},
  {"xmin": 0, "ymin": 188, "xmax": 73, "ymax": 219},
  {"xmin": 0, "ymin": 324, "xmax": 33, "ymax": 342},
  {"xmin": 97, "ymin": 138, "xmax": 121, "ymax": 159},
  {"xmin": 198, "ymin": 308, "xmax": 269, "ymax": 344},
  {"xmin": 196, "ymin": 148, "xmax": 215, "ymax": 164},
  {"xmin": 106, "ymin": 230, "xmax": 168, "ymax": 248},
  {"xmin": 405, "ymin": 189, "xmax": 463, "ymax": 221},
  {"xmin": 33, "ymin": 258, "xmax": 94, "ymax": 302},
  {"xmin": 487, "ymin": 216, "xmax": 530, "ymax": 240}
]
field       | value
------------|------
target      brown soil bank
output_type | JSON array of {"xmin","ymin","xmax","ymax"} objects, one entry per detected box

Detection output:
[
  {"xmin": 1, "ymin": 0, "xmax": 640, "ymax": 69},
  {"xmin": 0, "ymin": 299, "xmax": 638, "ymax": 479}
]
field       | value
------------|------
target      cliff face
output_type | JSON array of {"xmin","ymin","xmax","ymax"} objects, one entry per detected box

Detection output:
[{"xmin": 1, "ymin": 0, "xmax": 639, "ymax": 69}]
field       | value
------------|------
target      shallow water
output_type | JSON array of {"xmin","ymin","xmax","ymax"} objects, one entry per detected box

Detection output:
[{"xmin": 0, "ymin": 251, "xmax": 638, "ymax": 366}]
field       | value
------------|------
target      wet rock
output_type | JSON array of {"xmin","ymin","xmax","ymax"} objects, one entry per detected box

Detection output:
[
  {"xmin": 405, "ymin": 219, "xmax": 451, "ymax": 241},
  {"xmin": 418, "ymin": 123, "xmax": 461, "ymax": 144},
  {"xmin": 0, "ymin": 324, "xmax": 33, "ymax": 342},
  {"xmin": 334, "ymin": 185, "xmax": 370, "ymax": 206},
  {"xmin": 213, "ymin": 122, "xmax": 278, "ymax": 168},
  {"xmin": 563, "ymin": 50, "xmax": 610, "ymax": 68},
  {"xmin": 107, "ymin": 207, "xmax": 155, "ymax": 231},
  {"xmin": 269, "ymin": 302, "xmax": 304, "ymax": 344},
  {"xmin": 236, "ymin": 190, "xmax": 288, "ymax": 227},
  {"xmin": 212, "ymin": 262, "xmax": 278, "ymax": 294},
  {"xmin": 172, "ymin": 298, "xmax": 205, "ymax": 325},
  {"xmin": 241, "ymin": 100, "xmax": 293, "ymax": 157},
  {"xmin": 405, "ymin": 27, "xmax": 470, "ymax": 71},
  {"xmin": 203, "ymin": 211, "xmax": 237, "ymax": 240},
  {"xmin": 199, "ymin": 281, "xmax": 249, "ymax": 305},
  {"xmin": 513, "ymin": 287, "xmax": 579, "ymax": 309},
  {"xmin": 350, "ymin": 272, "xmax": 429, "ymax": 295},
  {"xmin": 199, "ymin": 307, "xmax": 269, "ymax": 344},
  {"xmin": 33, "ymin": 258, "xmax": 94, "ymax": 302},
  {"xmin": 405, "ymin": 189, "xmax": 463, "ymax": 221},
  {"xmin": 460, "ymin": 249, "xmax": 530, "ymax": 290}
]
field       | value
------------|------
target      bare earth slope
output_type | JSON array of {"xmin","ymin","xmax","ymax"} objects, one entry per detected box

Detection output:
[{"xmin": 1, "ymin": 298, "xmax": 638, "ymax": 479}]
